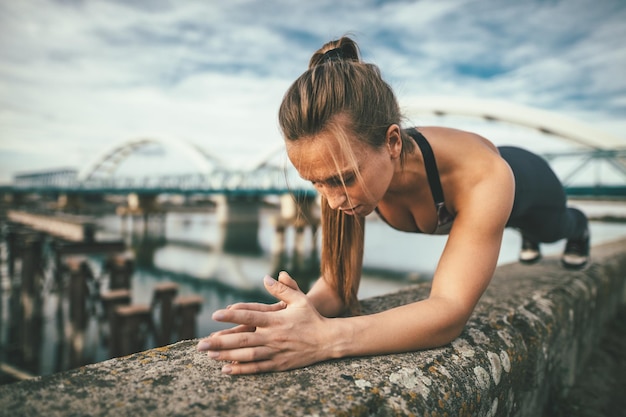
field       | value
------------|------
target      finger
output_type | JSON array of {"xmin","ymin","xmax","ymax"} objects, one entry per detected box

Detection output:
[
  {"xmin": 263, "ymin": 274, "xmax": 307, "ymax": 306},
  {"xmin": 209, "ymin": 324, "xmax": 256, "ymax": 338},
  {"xmin": 222, "ymin": 359, "xmax": 279, "ymax": 375},
  {"xmin": 277, "ymin": 271, "xmax": 301, "ymax": 291},
  {"xmin": 212, "ymin": 308, "xmax": 274, "ymax": 328},
  {"xmin": 227, "ymin": 301, "xmax": 286, "ymax": 312},
  {"xmin": 206, "ymin": 346, "xmax": 275, "ymax": 364},
  {"xmin": 199, "ymin": 330, "xmax": 263, "ymax": 352}
]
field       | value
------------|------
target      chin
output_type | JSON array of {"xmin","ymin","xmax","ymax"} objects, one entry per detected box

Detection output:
[{"xmin": 353, "ymin": 205, "xmax": 374, "ymax": 217}]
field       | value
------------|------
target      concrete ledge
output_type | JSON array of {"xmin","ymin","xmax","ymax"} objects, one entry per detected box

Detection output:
[{"xmin": 1, "ymin": 238, "xmax": 625, "ymax": 417}]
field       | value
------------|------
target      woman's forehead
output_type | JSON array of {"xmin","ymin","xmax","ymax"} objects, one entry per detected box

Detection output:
[{"xmin": 286, "ymin": 132, "xmax": 366, "ymax": 180}]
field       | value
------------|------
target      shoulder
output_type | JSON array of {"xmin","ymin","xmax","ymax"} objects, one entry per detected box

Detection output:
[
  {"xmin": 416, "ymin": 126, "xmax": 504, "ymax": 180},
  {"xmin": 417, "ymin": 126, "xmax": 497, "ymax": 152},
  {"xmin": 418, "ymin": 126, "xmax": 514, "ymax": 216}
]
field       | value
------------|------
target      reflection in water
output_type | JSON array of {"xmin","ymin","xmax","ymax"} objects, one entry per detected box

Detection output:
[{"xmin": 0, "ymin": 208, "xmax": 328, "ymax": 382}]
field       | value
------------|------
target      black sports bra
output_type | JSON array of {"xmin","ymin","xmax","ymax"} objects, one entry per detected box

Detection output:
[{"xmin": 376, "ymin": 128, "xmax": 455, "ymax": 235}]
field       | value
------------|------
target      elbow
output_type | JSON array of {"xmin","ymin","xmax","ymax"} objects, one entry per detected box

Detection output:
[
  {"xmin": 433, "ymin": 320, "xmax": 467, "ymax": 348},
  {"xmin": 426, "ymin": 296, "xmax": 473, "ymax": 347},
  {"xmin": 446, "ymin": 321, "xmax": 467, "ymax": 343},
  {"xmin": 431, "ymin": 306, "xmax": 472, "ymax": 348}
]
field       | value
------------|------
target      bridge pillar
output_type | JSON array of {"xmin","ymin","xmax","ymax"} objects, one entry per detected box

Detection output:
[
  {"xmin": 270, "ymin": 193, "xmax": 320, "ymax": 291},
  {"xmin": 117, "ymin": 193, "xmax": 165, "ymax": 240},
  {"xmin": 213, "ymin": 195, "xmax": 262, "ymax": 253},
  {"xmin": 57, "ymin": 193, "xmax": 84, "ymax": 213},
  {"xmin": 2, "ymin": 192, "xmax": 25, "ymax": 209},
  {"xmin": 273, "ymin": 193, "xmax": 319, "ymax": 255}
]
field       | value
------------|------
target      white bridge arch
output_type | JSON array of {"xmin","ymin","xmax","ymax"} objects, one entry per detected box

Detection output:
[
  {"xmin": 71, "ymin": 98, "xmax": 623, "ymax": 191},
  {"xmin": 401, "ymin": 96, "xmax": 624, "ymax": 150},
  {"xmin": 79, "ymin": 137, "xmax": 223, "ymax": 181},
  {"xmin": 247, "ymin": 96, "xmax": 625, "ymax": 168}
]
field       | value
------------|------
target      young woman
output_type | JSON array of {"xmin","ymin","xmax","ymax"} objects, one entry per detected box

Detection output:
[{"xmin": 197, "ymin": 36, "xmax": 590, "ymax": 375}]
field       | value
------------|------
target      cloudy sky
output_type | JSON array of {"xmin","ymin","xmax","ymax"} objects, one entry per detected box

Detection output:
[{"xmin": 1, "ymin": 0, "xmax": 625, "ymax": 183}]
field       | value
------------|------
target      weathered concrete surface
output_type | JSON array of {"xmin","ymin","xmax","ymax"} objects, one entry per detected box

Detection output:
[
  {"xmin": 545, "ymin": 304, "xmax": 626, "ymax": 417},
  {"xmin": 0, "ymin": 238, "xmax": 625, "ymax": 417}
]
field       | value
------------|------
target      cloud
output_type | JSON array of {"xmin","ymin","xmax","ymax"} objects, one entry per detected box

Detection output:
[{"xmin": 0, "ymin": 0, "xmax": 625, "ymax": 182}]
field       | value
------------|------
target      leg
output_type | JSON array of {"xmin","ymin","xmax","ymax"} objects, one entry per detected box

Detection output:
[{"xmin": 499, "ymin": 146, "xmax": 590, "ymax": 268}]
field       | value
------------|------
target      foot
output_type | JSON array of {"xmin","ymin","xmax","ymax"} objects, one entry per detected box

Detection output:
[
  {"xmin": 561, "ymin": 231, "xmax": 590, "ymax": 270},
  {"xmin": 519, "ymin": 235, "xmax": 541, "ymax": 264}
]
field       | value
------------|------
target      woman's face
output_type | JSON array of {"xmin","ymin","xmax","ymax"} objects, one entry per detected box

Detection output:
[{"xmin": 286, "ymin": 127, "xmax": 397, "ymax": 217}]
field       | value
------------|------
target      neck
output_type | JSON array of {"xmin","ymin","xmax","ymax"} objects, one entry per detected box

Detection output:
[{"xmin": 385, "ymin": 147, "xmax": 425, "ymax": 196}]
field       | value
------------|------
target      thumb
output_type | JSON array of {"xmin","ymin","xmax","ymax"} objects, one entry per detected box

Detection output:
[
  {"xmin": 263, "ymin": 273, "xmax": 305, "ymax": 306},
  {"xmin": 278, "ymin": 271, "xmax": 301, "ymax": 291}
]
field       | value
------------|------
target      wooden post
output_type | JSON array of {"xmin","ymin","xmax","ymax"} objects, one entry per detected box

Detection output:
[
  {"xmin": 151, "ymin": 282, "xmax": 179, "ymax": 346},
  {"xmin": 65, "ymin": 257, "xmax": 90, "ymax": 330},
  {"xmin": 19, "ymin": 234, "xmax": 44, "ymax": 373},
  {"xmin": 174, "ymin": 295, "xmax": 203, "ymax": 340},
  {"xmin": 105, "ymin": 253, "xmax": 134, "ymax": 291},
  {"xmin": 6, "ymin": 226, "xmax": 18, "ymax": 279},
  {"xmin": 111, "ymin": 304, "xmax": 152, "ymax": 357},
  {"xmin": 99, "ymin": 289, "xmax": 132, "ymax": 352},
  {"xmin": 65, "ymin": 256, "xmax": 92, "ymax": 368}
]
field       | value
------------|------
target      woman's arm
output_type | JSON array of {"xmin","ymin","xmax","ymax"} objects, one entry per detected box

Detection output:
[
  {"xmin": 331, "ymin": 157, "xmax": 515, "ymax": 357},
  {"xmin": 306, "ymin": 276, "xmax": 346, "ymax": 317},
  {"xmin": 200, "ymin": 151, "xmax": 514, "ymax": 374}
]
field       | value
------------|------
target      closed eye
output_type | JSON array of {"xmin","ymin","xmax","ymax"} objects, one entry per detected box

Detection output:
[{"xmin": 327, "ymin": 174, "xmax": 355, "ymax": 187}]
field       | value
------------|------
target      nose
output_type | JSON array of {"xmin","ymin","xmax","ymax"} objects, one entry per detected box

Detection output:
[{"xmin": 324, "ymin": 189, "xmax": 347, "ymax": 210}]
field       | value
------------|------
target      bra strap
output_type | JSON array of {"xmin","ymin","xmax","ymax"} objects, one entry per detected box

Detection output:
[{"xmin": 409, "ymin": 128, "xmax": 445, "ymax": 205}]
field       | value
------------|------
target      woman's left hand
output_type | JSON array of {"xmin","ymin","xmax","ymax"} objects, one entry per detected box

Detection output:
[{"xmin": 197, "ymin": 271, "xmax": 332, "ymax": 375}]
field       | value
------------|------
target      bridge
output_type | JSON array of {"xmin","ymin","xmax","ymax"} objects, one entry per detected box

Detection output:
[
  {"xmin": 2, "ymin": 98, "xmax": 625, "ymax": 199},
  {"xmin": 7, "ymin": 138, "xmax": 313, "ymax": 197},
  {"xmin": 403, "ymin": 96, "xmax": 626, "ymax": 198}
]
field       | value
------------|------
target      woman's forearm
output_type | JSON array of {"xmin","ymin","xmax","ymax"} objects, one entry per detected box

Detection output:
[
  {"xmin": 306, "ymin": 276, "xmax": 346, "ymax": 317},
  {"xmin": 325, "ymin": 296, "xmax": 469, "ymax": 359}
]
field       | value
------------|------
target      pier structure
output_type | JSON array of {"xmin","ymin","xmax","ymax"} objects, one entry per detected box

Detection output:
[
  {"xmin": 0, "ymin": 213, "xmax": 204, "ymax": 378},
  {"xmin": 115, "ymin": 192, "xmax": 166, "ymax": 239}
]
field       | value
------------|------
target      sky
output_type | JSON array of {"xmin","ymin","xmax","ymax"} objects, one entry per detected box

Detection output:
[{"xmin": 1, "ymin": 0, "xmax": 625, "ymax": 184}]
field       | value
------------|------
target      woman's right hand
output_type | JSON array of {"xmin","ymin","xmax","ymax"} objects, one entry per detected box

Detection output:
[
  {"xmin": 197, "ymin": 271, "xmax": 334, "ymax": 374},
  {"xmin": 196, "ymin": 273, "xmax": 298, "ymax": 339}
]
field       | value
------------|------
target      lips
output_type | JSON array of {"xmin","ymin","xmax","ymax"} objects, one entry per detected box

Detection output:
[{"xmin": 340, "ymin": 205, "xmax": 360, "ymax": 215}]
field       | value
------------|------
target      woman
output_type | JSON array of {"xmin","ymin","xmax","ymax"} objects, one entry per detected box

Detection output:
[{"xmin": 197, "ymin": 36, "xmax": 590, "ymax": 375}]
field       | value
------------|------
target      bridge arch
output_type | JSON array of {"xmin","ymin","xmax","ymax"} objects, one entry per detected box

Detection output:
[
  {"xmin": 79, "ymin": 137, "xmax": 223, "ymax": 181},
  {"xmin": 402, "ymin": 96, "xmax": 624, "ymax": 150}
]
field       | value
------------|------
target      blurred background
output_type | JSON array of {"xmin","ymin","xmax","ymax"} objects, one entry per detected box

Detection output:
[{"xmin": 1, "ymin": 0, "xmax": 625, "ymax": 383}]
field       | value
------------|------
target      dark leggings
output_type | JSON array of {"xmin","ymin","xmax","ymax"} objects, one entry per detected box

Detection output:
[{"xmin": 499, "ymin": 146, "xmax": 588, "ymax": 243}]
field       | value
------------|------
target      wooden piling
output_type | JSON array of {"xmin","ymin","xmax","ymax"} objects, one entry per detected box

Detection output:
[
  {"xmin": 151, "ymin": 282, "xmax": 179, "ymax": 346},
  {"xmin": 19, "ymin": 234, "xmax": 45, "ymax": 373},
  {"xmin": 105, "ymin": 253, "xmax": 134, "ymax": 291},
  {"xmin": 111, "ymin": 304, "xmax": 152, "ymax": 357},
  {"xmin": 99, "ymin": 289, "xmax": 132, "ymax": 350},
  {"xmin": 64, "ymin": 257, "xmax": 92, "ymax": 368},
  {"xmin": 174, "ymin": 295, "xmax": 203, "ymax": 340}
]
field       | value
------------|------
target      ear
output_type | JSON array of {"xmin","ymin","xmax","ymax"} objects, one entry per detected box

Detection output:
[{"xmin": 385, "ymin": 124, "xmax": 402, "ymax": 160}]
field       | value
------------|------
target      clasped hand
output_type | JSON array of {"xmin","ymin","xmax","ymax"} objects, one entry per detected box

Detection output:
[{"xmin": 197, "ymin": 271, "xmax": 329, "ymax": 375}]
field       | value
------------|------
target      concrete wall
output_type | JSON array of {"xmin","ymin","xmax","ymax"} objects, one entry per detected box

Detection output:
[{"xmin": 1, "ymin": 238, "xmax": 625, "ymax": 417}]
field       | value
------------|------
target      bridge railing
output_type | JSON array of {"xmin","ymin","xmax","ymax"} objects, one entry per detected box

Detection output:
[{"xmin": 8, "ymin": 166, "xmax": 316, "ymax": 196}]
